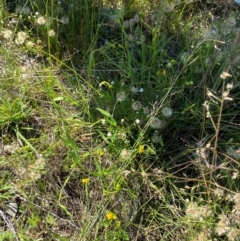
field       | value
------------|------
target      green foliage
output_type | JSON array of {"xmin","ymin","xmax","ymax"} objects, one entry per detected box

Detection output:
[
  {"xmin": 0, "ymin": 179, "xmax": 14, "ymax": 200},
  {"xmin": 0, "ymin": 97, "xmax": 30, "ymax": 127},
  {"xmin": 0, "ymin": 231, "xmax": 15, "ymax": 241}
]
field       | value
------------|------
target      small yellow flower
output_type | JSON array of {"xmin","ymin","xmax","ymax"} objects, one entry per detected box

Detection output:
[
  {"xmin": 98, "ymin": 150, "xmax": 104, "ymax": 157},
  {"xmin": 81, "ymin": 178, "xmax": 90, "ymax": 184},
  {"xmin": 162, "ymin": 69, "xmax": 167, "ymax": 76},
  {"xmin": 138, "ymin": 145, "xmax": 145, "ymax": 154},
  {"xmin": 106, "ymin": 211, "xmax": 117, "ymax": 220}
]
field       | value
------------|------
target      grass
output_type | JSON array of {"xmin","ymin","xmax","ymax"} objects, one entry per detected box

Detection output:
[{"xmin": 0, "ymin": 0, "xmax": 240, "ymax": 240}]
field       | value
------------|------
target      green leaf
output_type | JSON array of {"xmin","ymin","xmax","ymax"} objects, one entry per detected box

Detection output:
[
  {"xmin": 96, "ymin": 108, "xmax": 116, "ymax": 126},
  {"xmin": 106, "ymin": 118, "xmax": 116, "ymax": 127},
  {"xmin": 185, "ymin": 81, "xmax": 194, "ymax": 86},
  {"xmin": 98, "ymin": 130, "xmax": 110, "ymax": 144},
  {"xmin": 15, "ymin": 126, "xmax": 37, "ymax": 154},
  {"xmin": 53, "ymin": 96, "xmax": 64, "ymax": 102},
  {"xmin": 58, "ymin": 203, "xmax": 72, "ymax": 217},
  {"xmin": 96, "ymin": 108, "xmax": 112, "ymax": 118},
  {"xmin": 46, "ymin": 214, "xmax": 55, "ymax": 224},
  {"xmin": 28, "ymin": 215, "xmax": 41, "ymax": 227}
]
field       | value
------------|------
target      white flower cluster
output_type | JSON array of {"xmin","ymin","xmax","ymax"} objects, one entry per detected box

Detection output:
[
  {"xmin": 60, "ymin": 16, "xmax": 69, "ymax": 25},
  {"xmin": 130, "ymin": 86, "xmax": 144, "ymax": 93},
  {"xmin": 123, "ymin": 14, "xmax": 146, "ymax": 44},
  {"xmin": 116, "ymin": 91, "xmax": 126, "ymax": 102},
  {"xmin": 15, "ymin": 31, "xmax": 27, "ymax": 45},
  {"xmin": 185, "ymin": 201, "xmax": 212, "ymax": 222},
  {"xmin": 15, "ymin": 6, "xmax": 31, "ymax": 15},
  {"xmin": 227, "ymin": 147, "xmax": 240, "ymax": 161},
  {"xmin": 2, "ymin": 29, "xmax": 13, "ymax": 40},
  {"xmin": 36, "ymin": 16, "xmax": 46, "ymax": 25},
  {"xmin": 48, "ymin": 29, "xmax": 56, "ymax": 37},
  {"xmin": 150, "ymin": 117, "xmax": 164, "ymax": 129},
  {"xmin": 132, "ymin": 101, "xmax": 142, "ymax": 111},
  {"xmin": 162, "ymin": 107, "xmax": 173, "ymax": 118},
  {"xmin": 123, "ymin": 14, "xmax": 140, "ymax": 29}
]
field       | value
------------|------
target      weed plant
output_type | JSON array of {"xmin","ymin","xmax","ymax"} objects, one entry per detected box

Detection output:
[{"xmin": 0, "ymin": 0, "xmax": 240, "ymax": 240}]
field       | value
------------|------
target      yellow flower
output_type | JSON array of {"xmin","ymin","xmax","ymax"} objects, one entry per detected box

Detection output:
[
  {"xmin": 97, "ymin": 149, "xmax": 105, "ymax": 158},
  {"xmin": 106, "ymin": 211, "xmax": 117, "ymax": 220},
  {"xmin": 138, "ymin": 145, "xmax": 145, "ymax": 154},
  {"xmin": 81, "ymin": 178, "xmax": 90, "ymax": 184},
  {"xmin": 162, "ymin": 69, "xmax": 166, "ymax": 76}
]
